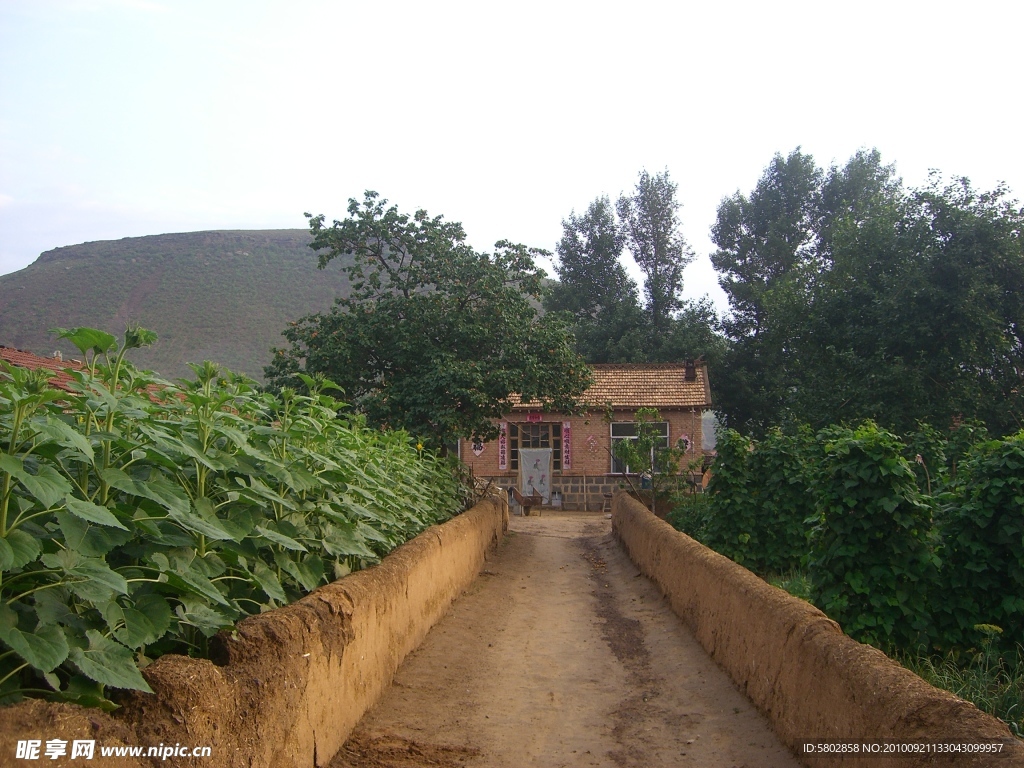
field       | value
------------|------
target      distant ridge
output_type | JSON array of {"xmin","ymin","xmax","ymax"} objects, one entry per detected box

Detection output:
[{"xmin": 0, "ymin": 230, "xmax": 353, "ymax": 381}]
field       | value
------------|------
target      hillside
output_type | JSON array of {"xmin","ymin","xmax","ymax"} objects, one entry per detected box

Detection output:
[{"xmin": 0, "ymin": 230, "xmax": 352, "ymax": 381}]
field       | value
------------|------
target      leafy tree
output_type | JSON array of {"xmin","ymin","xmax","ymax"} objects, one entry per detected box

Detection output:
[
  {"xmin": 612, "ymin": 407, "xmax": 687, "ymax": 517},
  {"xmin": 265, "ymin": 192, "xmax": 592, "ymax": 449},
  {"xmin": 544, "ymin": 196, "xmax": 647, "ymax": 362},
  {"xmin": 712, "ymin": 148, "xmax": 1024, "ymax": 437},
  {"xmin": 617, "ymin": 169, "xmax": 695, "ymax": 352},
  {"xmin": 712, "ymin": 148, "xmax": 822, "ymax": 338},
  {"xmin": 547, "ymin": 173, "xmax": 723, "ymax": 366}
]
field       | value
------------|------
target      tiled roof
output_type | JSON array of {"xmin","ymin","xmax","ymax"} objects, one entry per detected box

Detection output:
[
  {"xmin": 513, "ymin": 362, "xmax": 712, "ymax": 410},
  {"xmin": 1, "ymin": 345, "xmax": 171, "ymax": 403},
  {"xmin": 0, "ymin": 346, "xmax": 83, "ymax": 392}
]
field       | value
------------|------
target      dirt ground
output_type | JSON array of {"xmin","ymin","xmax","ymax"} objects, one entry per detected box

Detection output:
[{"xmin": 330, "ymin": 512, "xmax": 801, "ymax": 768}]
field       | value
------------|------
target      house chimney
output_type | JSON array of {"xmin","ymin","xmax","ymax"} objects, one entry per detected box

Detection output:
[{"xmin": 684, "ymin": 359, "xmax": 696, "ymax": 381}]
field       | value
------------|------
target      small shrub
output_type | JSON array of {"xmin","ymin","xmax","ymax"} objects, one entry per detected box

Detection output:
[
  {"xmin": 808, "ymin": 422, "xmax": 939, "ymax": 649},
  {"xmin": 938, "ymin": 432, "xmax": 1024, "ymax": 649},
  {"xmin": 702, "ymin": 429, "xmax": 760, "ymax": 568}
]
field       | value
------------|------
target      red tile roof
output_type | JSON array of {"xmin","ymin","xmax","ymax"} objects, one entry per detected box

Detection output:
[
  {"xmin": 0, "ymin": 346, "xmax": 167, "ymax": 402},
  {"xmin": 0, "ymin": 346, "xmax": 83, "ymax": 392},
  {"xmin": 513, "ymin": 362, "xmax": 712, "ymax": 411}
]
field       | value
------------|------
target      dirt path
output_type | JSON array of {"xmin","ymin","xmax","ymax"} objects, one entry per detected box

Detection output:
[{"xmin": 330, "ymin": 513, "xmax": 800, "ymax": 768}]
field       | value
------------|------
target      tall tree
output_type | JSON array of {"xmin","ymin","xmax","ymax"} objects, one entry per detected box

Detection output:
[
  {"xmin": 544, "ymin": 196, "xmax": 646, "ymax": 362},
  {"xmin": 711, "ymin": 149, "xmax": 822, "ymax": 431},
  {"xmin": 265, "ymin": 192, "xmax": 592, "ymax": 448},
  {"xmin": 712, "ymin": 148, "xmax": 1024, "ymax": 436},
  {"xmin": 617, "ymin": 170, "xmax": 694, "ymax": 350}
]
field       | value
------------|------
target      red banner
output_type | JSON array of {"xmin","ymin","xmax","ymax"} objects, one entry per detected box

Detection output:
[
  {"xmin": 498, "ymin": 422, "xmax": 507, "ymax": 470},
  {"xmin": 562, "ymin": 420, "xmax": 572, "ymax": 469}
]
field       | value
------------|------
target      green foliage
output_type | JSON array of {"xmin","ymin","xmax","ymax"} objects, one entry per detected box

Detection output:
[
  {"xmin": 808, "ymin": 422, "xmax": 939, "ymax": 648},
  {"xmin": 747, "ymin": 427, "xmax": 818, "ymax": 573},
  {"xmin": 0, "ymin": 328, "xmax": 466, "ymax": 708},
  {"xmin": 665, "ymin": 492, "xmax": 713, "ymax": 542},
  {"xmin": 266, "ymin": 192, "xmax": 591, "ymax": 450},
  {"xmin": 895, "ymin": 635, "xmax": 1024, "ymax": 739},
  {"xmin": 611, "ymin": 408, "xmax": 687, "ymax": 517},
  {"xmin": 698, "ymin": 427, "xmax": 816, "ymax": 574},
  {"xmin": 546, "ymin": 176, "xmax": 725, "ymax": 366},
  {"xmin": 938, "ymin": 433, "xmax": 1024, "ymax": 649},
  {"xmin": 902, "ymin": 422, "xmax": 947, "ymax": 496},
  {"xmin": 766, "ymin": 570, "xmax": 813, "ymax": 602},
  {"xmin": 544, "ymin": 196, "xmax": 647, "ymax": 363},
  {"xmin": 701, "ymin": 429, "xmax": 759, "ymax": 567},
  {"xmin": 713, "ymin": 148, "xmax": 1024, "ymax": 438},
  {"xmin": 617, "ymin": 169, "xmax": 695, "ymax": 345}
]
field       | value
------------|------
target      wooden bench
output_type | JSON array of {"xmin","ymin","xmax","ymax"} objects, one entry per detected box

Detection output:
[{"xmin": 511, "ymin": 487, "xmax": 544, "ymax": 516}]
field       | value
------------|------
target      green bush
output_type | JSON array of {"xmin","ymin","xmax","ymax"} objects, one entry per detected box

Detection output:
[
  {"xmin": 666, "ymin": 492, "xmax": 713, "ymax": 541},
  {"xmin": 702, "ymin": 429, "xmax": 760, "ymax": 567},
  {"xmin": 0, "ymin": 328, "xmax": 465, "ymax": 709},
  {"xmin": 938, "ymin": 433, "xmax": 1024, "ymax": 649},
  {"xmin": 808, "ymin": 422, "xmax": 939, "ymax": 648},
  {"xmin": 747, "ymin": 427, "xmax": 817, "ymax": 573},
  {"xmin": 699, "ymin": 427, "xmax": 816, "ymax": 574}
]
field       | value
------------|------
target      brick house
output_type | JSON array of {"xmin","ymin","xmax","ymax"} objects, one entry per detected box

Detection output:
[{"xmin": 458, "ymin": 361, "xmax": 712, "ymax": 511}]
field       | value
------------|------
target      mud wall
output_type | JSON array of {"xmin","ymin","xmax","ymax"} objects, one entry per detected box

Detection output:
[
  {"xmin": 0, "ymin": 497, "xmax": 508, "ymax": 768},
  {"xmin": 612, "ymin": 493, "xmax": 1023, "ymax": 768}
]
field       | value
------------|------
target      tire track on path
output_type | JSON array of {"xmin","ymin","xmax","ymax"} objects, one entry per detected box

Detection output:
[{"xmin": 331, "ymin": 513, "xmax": 800, "ymax": 768}]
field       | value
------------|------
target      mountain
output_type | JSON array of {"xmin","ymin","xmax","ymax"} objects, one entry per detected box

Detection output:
[{"xmin": 0, "ymin": 230, "xmax": 353, "ymax": 381}]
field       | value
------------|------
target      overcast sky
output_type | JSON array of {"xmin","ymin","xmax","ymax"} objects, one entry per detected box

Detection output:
[{"xmin": 1, "ymin": 0, "xmax": 1021, "ymax": 313}]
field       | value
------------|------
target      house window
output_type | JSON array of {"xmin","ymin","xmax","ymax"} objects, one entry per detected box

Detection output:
[
  {"xmin": 509, "ymin": 422, "xmax": 562, "ymax": 471},
  {"xmin": 610, "ymin": 421, "xmax": 669, "ymax": 474}
]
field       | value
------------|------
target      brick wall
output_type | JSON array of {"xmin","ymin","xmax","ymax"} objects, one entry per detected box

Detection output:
[{"xmin": 462, "ymin": 408, "xmax": 704, "ymax": 511}]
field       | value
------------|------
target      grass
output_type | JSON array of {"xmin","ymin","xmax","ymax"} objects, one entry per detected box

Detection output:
[
  {"xmin": 764, "ymin": 569, "xmax": 1024, "ymax": 738},
  {"xmin": 895, "ymin": 644, "xmax": 1024, "ymax": 739},
  {"xmin": 766, "ymin": 570, "xmax": 814, "ymax": 602}
]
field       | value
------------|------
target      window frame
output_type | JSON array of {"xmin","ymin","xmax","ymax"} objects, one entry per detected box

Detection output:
[
  {"xmin": 609, "ymin": 420, "xmax": 669, "ymax": 474},
  {"xmin": 509, "ymin": 422, "xmax": 562, "ymax": 472}
]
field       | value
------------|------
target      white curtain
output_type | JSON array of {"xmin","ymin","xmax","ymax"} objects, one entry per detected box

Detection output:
[{"xmin": 519, "ymin": 448, "xmax": 552, "ymax": 503}]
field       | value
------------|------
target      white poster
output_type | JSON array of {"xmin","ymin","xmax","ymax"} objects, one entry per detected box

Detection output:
[{"xmin": 519, "ymin": 448, "xmax": 552, "ymax": 503}]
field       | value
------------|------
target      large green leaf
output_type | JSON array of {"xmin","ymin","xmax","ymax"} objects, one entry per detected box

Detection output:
[
  {"xmin": 277, "ymin": 551, "xmax": 324, "ymax": 592},
  {"xmin": 52, "ymin": 327, "xmax": 117, "ymax": 357},
  {"xmin": 235, "ymin": 476, "xmax": 297, "ymax": 511},
  {"xmin": 252, "ymin": 560, "xmax": 286, "ymax": 604},
  {"xmin": 0, "ymin": 604, "xmax": 69, "ymax": 673},
  {"xmin": 137, "ymin": 425, "xmax": 229, "ymax": 471},
  {"xmin": 322, "ymin": 523, "xmax": 377, "ymax": 560},
  {"xmin": 41, "ymin": 550, "xmax": 128, "ymax": 600},
  {"xmin": 99, "ymin": 468, "xmax": 189, "ymax": 516},
  {"xmin": 69, "ymin": 630, "xmax": 153, "ymax": 692},
  {"xmin": 64, "ymin": 497, "xmax": 128, "ymax": 530},
  {"xmin": 34, "ymin": 588, "xmax": 82, "ymax": 629},
  {"xmin": 174, "ymin": 599, "xmax": 234, "ymax": 638},
  {"xmin": 55, "ymin": 511, "xmax": 132, "ymax": 558},
  {"xmin": 4, "ymin": 529, "xmax": 42, "ymax": 570},
  {"xmin": 161, "ymin": 566, "xmax": 231, "ymax": 607},
  {"xmin": 254, "ymin": 525, "xmax": 307, "ymax": 552},
  {"xmin": 38, "ymin": 416, "xmax": 95, "ymax": 462},
  {"xmin": 0, "ymin": 455, "xmax": 73, "ymax": 508},
  {"xmin": 102, "ymin": 594, "xmax": 172, "ymax": 648},
  {"xmin": 167, "ymin": 506, "xmax": 235, "ymax": 541}
]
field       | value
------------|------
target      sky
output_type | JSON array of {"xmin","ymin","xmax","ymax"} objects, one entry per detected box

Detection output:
[{"xmin": 1, "ymin": 0, "xmax": 1022, "ymax": 314}]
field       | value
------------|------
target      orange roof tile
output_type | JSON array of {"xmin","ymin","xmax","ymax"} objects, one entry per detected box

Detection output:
[
  {"xmin": 0, "ymin": 346, "xmax": 168, "ymax": 402},
  {"xmin": 513, "ymin": 362, "xmax": 712, "ymax": 411},
  {"xmin": 0, "ymin": 346, "xmax": 83, "ymax": 392}
]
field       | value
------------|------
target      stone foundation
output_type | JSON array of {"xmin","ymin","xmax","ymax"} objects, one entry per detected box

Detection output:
[{"xmin": 476, "ymin": 475, "xmax": 628, "ymax": 512}]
